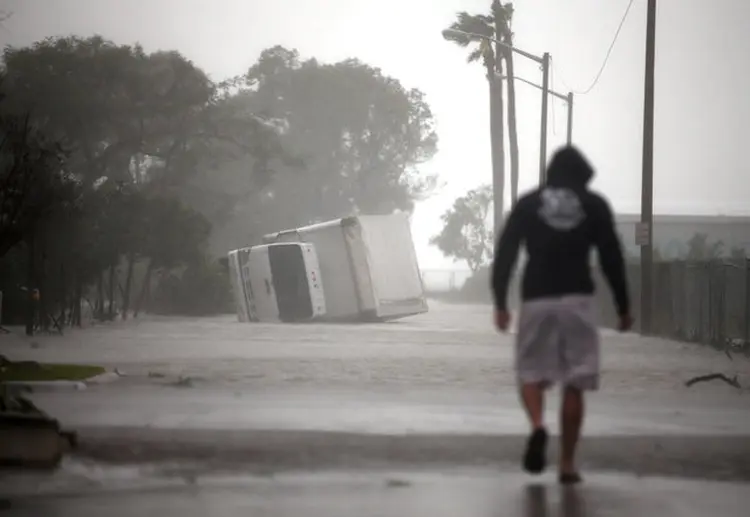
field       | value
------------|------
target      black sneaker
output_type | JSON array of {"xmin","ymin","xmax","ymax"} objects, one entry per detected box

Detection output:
[
  {"xmin": 559, "ymin": 472, "xmax": 582, "ymax": 485},
  {"xmin": 523, "ymin": 427, "xmax": 548, "ymax": 474}
]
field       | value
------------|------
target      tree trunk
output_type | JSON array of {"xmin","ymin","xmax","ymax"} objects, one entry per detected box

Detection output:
[
  {"xmin": 73, "ymin": 278, "xmax": 83, "ymax": 327},
  {"xmin": 120, "ymin": 253, "xmax": 136, "ymax": 320},
  {"xmin": 38, "ymin": 233, "xmax": 48, "ymax": 332},
  {"xmin": 58, "ymin": 262, "xmax": 67, "ymax": 326},
  {"xmin": 134, "ymin": 260, "xmax": 153, "ymax": 318},
  {"xmin": 107, "ymin": 264, "xmax": 116, "ymax": 320},
  {"xmin": 96, "ymin": 272, "xmax": 104, "ymax": 319},
  {"xmin": 24, "ymin": 234, "xmax": 35, "ymax": 336},
  {"xmin": 504, "ymin": 44, "xmax": 520, "ymax": 208},
  {"xmin": 488, "ymin": 64, "xmax": 506, "ymax": 234}
]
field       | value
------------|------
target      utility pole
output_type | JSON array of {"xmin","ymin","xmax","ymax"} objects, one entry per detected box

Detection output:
[
  {"xmin": 640, "ymin": 0, "xmax": 657, "ymax": 334},
  {"xmin": 491, "ymin": 40, "xmax": 506, "ymax": 234},
  {"xmin": 539, "ymin": 53, "xmax": 550, "ymax": 184}
]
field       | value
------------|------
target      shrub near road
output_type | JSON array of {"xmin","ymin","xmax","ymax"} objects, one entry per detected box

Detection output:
[{"xmin": 0, "ymin": 356, "xmax": 104, "ymax": 382}]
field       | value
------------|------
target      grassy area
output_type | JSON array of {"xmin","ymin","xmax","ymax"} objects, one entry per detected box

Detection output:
[{"xmin": 0, "ymin": 361, "xmax": 105, "ymax": 382}]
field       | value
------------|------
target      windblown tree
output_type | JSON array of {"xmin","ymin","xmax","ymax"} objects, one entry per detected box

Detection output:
[
  {"xmin": 729, "ymin": 246, "xmax": 748, "ymax": 261},
  {"xmin": 443, "ymin": 2, "xmax": 521, "ymax": 221},
  {"xmin": 1, "ymin": 37, "xmax": 285, "ymax": 192},
  {"xmin": 430, "ymin": 185, "xmax": 494, "ymax": 272},
  {"xmin": 686, "ymin": 233, "xmax": 725, "ymax": 261},
  {"xmin": 444, "ymin": 9, "xmax": 505, "ymax": 230},
  {"xmin": 0, "ymin": 109, "xmax": 72, "ymax": 259},
  {"xmin": 250, "ymin": 46, "xmax": 438, "ymax": 218},
  {"xmin": 0, "ymin": 36, "xmax": 287, "ymax": 326},
  {"xmin": 0, "ymin": 106, "xmax": 77, "ymax": 334},
  {"xmin": 205, "ymin": 45, "xmax": 439, "ymax": 252}
]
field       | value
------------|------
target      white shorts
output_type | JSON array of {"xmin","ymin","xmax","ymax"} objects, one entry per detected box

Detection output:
[{"xmin": 516, "ymin": 295, "xmax": 600, "ymax": 390}]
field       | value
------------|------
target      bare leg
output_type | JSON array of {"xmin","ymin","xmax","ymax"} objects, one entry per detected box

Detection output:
[
  {"xmin": 520, "ymin": 382, "xmax": 546, "ymax": 429},
  {"xmin": 560, "ymin": 385, "xmax": 584, "ymax": 476}
]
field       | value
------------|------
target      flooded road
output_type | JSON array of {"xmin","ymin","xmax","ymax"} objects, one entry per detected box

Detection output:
[{"xmin": 1, "ymin": 302, "xmax": 749, "ymax": 512}]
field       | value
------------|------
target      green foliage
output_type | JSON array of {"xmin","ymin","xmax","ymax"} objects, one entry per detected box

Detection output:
[
  {"xmin": 0, "ymin": 36, "xmax": 437, "ymax": 322},
  {"xmin": 148, "ymin": 259, "xmax": 232, "ymax": 316},
  {"xmin": 0, "ymin": 35, "xmax": 285, "ymax": 323},
  {"xmin": 1, "ymin": 36, "xmax": 285, "ymax": 191},
  {"xmin": 0, "ymin": 361, "xmax": 105, "ymax": 382},
  {"xmin": 443, "ymin": 2, "xmax": 516, "ymax": 220},
  {"xmin": 442, "ymin": 3, "xmax": 514, "ymax": 70},
  {"xmin": 430, "ymin": 185, "xmax": 494, "ymax": 272},
  {"xmin": 625, "ymin": 232, "xmax": 747, "ymax": 264},
  {"xmin": 444, "ymin": 12, "xmax": 496, "ymax": 69},
  {"xmin": 203, "ymin": 45, "xmax": 438, "ymax": 248},
  {"xmin": 140, "ymin": 196, "xmax": 211, "ymax": 270},
  {"xmin": 0, "ymin": 108, "xmax": 73, "ymax": 258},
  {"xmin": 686, "ymin": 232, "xmax": 724, "ymax": 261},
  {"xmin": 459, "ymin": 265, "xmax": 492, "ymax": 302},
  {"xmin": 729, "ymin": 246, "xmax": 747, "ymax": 261},
  {"xmin": 683, "ymin": 232, "xmax": 748, "ymax": 262}
]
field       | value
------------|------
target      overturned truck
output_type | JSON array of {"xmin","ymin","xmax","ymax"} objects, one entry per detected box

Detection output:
[{"xmin": 229, "ymin": 213, "xmax": 428, "ymax": 323}]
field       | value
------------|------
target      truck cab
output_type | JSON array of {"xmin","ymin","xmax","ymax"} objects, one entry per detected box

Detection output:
[{"xmin": 228, "ymin": 242, "xmax": 326, "ymax": 322}]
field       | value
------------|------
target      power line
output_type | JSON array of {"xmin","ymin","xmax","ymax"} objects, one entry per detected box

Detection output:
[{"xmin": 552, "ymin": 0, "xmax": 636, "ymax": 96}]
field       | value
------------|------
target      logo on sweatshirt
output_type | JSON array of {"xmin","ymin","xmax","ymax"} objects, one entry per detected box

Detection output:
[{"xmin": 538, "ymin": 188, "xmax": 585, "ymax": 230}]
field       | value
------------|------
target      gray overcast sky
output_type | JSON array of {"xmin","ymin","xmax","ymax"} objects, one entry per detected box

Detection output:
[{"xmin": 2, "ymin": 0, "xmax": 749, "ymax": 268}]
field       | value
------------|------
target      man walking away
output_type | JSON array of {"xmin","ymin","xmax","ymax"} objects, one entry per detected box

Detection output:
[{"xmin": 491, "ymin": 146, "xmax": 632, "ymax": 484}]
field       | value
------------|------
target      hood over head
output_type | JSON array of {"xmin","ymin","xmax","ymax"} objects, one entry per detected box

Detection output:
[{"xmin": 546, "ymin": 146, "xmax": 594, "ymax": 188}]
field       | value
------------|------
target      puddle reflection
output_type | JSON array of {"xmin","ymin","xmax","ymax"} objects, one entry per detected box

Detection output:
[{"xmin": 523, "ymin": 484, "xmax": 588, "ymax": 517}]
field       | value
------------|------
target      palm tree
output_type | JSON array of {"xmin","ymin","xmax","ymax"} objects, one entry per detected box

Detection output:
[
  {"xmin": 493, "ymin": 1, "xmax": 520, "ymax": 208},
  {"xmin": 443, "ymin": 12, "xmax": 506, "ymax": 231}
]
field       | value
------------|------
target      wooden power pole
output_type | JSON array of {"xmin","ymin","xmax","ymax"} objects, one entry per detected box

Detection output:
[{"xmin": 640, "ymin": 0, "xmax": 657, "ymax": 334}]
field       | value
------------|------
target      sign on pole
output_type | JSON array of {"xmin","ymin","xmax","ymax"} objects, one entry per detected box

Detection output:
[{"xmin": 635, "ymin": 222, "xmax": 651, "ymax": 246}]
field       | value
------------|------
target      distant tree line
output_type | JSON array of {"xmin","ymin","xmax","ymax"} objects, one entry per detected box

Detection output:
[
  {"xmin": 623, "ymin": 232, "xmax": 748, "ymax": 263},
  {"xmin": 0, "ymin": 37, "xmax": 437, "ymax": 332}
]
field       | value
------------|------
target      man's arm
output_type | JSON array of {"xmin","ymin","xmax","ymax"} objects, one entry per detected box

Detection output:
[
  {"xmin": 593, "ymin": 196, "xmax": 630, "ymax": 316},
  {"xmin": 491, "ymin": 205, "xmax": 524, "ymax": 311}
]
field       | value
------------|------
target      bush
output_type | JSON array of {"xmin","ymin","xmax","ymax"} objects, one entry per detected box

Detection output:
[
  {"xmin": 425, "ymin": 266, "xmax": 519, "ymax": 307},
  {"xmin": 459, "ymin": 267, "xmax": 492, "ymax": 303},
  {"xmin": 0, "ymin": 246, "xmax": 28, "ymax": 325},
  {"xmin": 148, "ymin": 259, "xmax": 233, "ymax": 316}
]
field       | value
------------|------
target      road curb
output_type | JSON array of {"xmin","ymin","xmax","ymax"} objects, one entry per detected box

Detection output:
[
  {"xmin": 68, "ymin": 428, "xmax": 750, "ymax": 482},
  {"xmin": 85, "ymin": 370, "xmax": 123, "ymax": 385}
]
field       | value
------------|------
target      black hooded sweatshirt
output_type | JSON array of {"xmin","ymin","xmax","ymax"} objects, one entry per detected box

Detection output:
[{"xmin": 491, "ymin": 146, "xmax": 630, "ymax": 316}]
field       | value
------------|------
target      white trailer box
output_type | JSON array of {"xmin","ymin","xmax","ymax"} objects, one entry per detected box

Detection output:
[{"xmin": 263, "ymin": 213, "xmax": 428, "ymax": 321}]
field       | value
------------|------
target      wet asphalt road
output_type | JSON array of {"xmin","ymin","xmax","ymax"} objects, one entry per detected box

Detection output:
[{"xmin": 2, "ymin": 468, "xmax": 749, "ymax": 516}]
